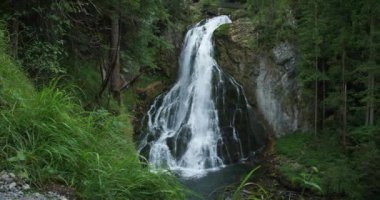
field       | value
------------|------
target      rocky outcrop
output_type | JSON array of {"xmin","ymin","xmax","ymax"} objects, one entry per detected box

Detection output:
[
  {"xmin": 215, "ymin": 18, "xmax": 307, "ymax": 137},
  {"xmin": 215, "ymin": 18, "xmax": 258, "ymax": 105},
  {"xmin": 0, "ymin": 171, "xmax": 70, "ymax": 200},
  {"xmin": 256, "ymin": 42, "xmax": 302, "ymax": 137}
]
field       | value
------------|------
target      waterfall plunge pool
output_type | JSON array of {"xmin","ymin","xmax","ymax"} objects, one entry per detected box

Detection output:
[{"xmin": 179, "ymin": 163, "xmax": 253, "ymax": 199}]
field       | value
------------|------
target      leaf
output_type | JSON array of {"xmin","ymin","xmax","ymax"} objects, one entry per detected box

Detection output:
[
  {"xmin": 7, "ymin": 151, "xmax": 26, "ymax": 162},
  {"xmin": 311, "ymin": 166, "xmax": 319, "ymax": 173},
  {"xmin": 232, "ymin": 166, "xmax": 261, "ymax": 200},
  {"xmin": 304, "ymin": 180, "xmax": 322, "ymax": 192}
]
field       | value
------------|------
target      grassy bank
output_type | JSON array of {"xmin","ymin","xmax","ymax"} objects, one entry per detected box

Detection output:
[
  {"xmin": 275, "ymin": 132, "xmax": 380, "ymax": 199},
  {"xmin": 0, "ymin": 27, "xmax": 186, "ymax": 199}
]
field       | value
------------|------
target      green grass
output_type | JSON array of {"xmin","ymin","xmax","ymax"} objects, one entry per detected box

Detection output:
[
  {"xmin": 61, "ymin": 58, "xmax": 103, "ymax": 108},
  {"xmin": 0, "ymin": 26, "xmax": 186, "ymax": 199},
  {"xmin": 275, "ymin": 132, "xmax": 378, "ymax": 199}
]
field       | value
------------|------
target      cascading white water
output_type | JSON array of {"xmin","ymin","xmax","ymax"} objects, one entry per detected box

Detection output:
[{"xmin": 138, "ymin": 16, "xmax": 266, "ymax": 178}]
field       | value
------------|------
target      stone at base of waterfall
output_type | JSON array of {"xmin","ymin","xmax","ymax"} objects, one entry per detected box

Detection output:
[{"xmin": 0, "ymin": 171, "xmax": 70, "ymax": 200}]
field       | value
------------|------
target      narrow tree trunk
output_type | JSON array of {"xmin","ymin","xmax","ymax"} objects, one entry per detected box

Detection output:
[
  {"xmin": 271, "ymin": 0, "xmax": 276, "ymax": 20},
  {"xmin": 369, "ymin": 75, "xmax": 374, "ymax": 125},
  {"xmin": 314, "ymin": 1, "xmax": 318, "ymax": 137},
  {"xmin": 97, "ymin": 13, "xmax": 124, "ymax": 108},
  {"xmin": 366, "ymin": 74, "xmax": 375, "ymax": 126},
  {"xmin": 342, "ymin": 50, "xmax": 347, "ymax": 146},
  {"xmin": 366, "ymin": 15, "xmax": 375, "ymax": 126},
  {"xmin": 322, "ymin": 61, "xmax": 326, "ymax": 130},
  {"xmin": 314, "ymin": 58, "xmax": 318, "ymax": 137}
]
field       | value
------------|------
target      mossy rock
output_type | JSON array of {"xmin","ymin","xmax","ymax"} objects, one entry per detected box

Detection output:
[{"xmin": 214, "ymin": 23, "xmax": 231, "ymax": 38}]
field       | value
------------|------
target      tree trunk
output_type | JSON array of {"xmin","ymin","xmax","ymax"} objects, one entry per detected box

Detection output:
[
  {"xmin": 322, "ymin": 61, "xmax": 326, "ymax": 130},
  {"xmin": 368, "ymin": 74, "xmax": 375, "ymax": 125},
  {"xmin": 98, "ymin": 13, "xmax": 125, "ymax": 108},
  {"xmin": 342, "ymin": 50, "xmax": 347, "ymax": 146},
  {"xmin": 314, "ymin": 1, "xmax": 318, "ymax": 137},
  {"xmin": 366, "ymin": 15, "xmax": 375, "ymax": 126},
  {"xmin": 109, "ymin": 13, "xmax": 122, "ymax": 106},
  {"xmin": 366, "ymin": 74, "xmax": 375, "ymax": 126},
  {"xmin": 314, "ymin": 58, "xmax": 318, "ymax": 137}
]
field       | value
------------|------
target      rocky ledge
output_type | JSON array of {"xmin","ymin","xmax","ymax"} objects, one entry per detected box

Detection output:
[{"xmin": 0, "ymin": 171, "xmax": 69, "ymax": 200}]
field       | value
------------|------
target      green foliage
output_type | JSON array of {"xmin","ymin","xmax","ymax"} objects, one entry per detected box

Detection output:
[
  {"xmin": 214, "ymin": 24, "xmax": 231, "ymax": 38},
  {"xmin": 0, "ymin": 25, "xmax": 34, "ymax": 105},
  {"xmin": 276, "ymin": 132, "xmax": 379, "ymax": 199},
  {"xmin": 296, "ymin": 0, "xmax": 324, "ymax": 89},
  {"xmin": 95, "ymin": 0, "xmax": 177, "ymax": 73},
  {"xmin": 279, "ymin": 164, "xmax": 324, "ymax": 198},
  {"xmin": 1, "ymin": 1, "xmax": 79, "ymax": 80},
  {"xmin": 201, "ymin": 0, "xmax": 219, "ymax": 7},
  {"xmin": 246, "ymin": 0, "xmax": 296, "ymax": 49},
  {"xmin": 349, "ymin": 125, "xmax": 379, "ymax": 143},
  {"xmin": 0, "ymin": 28, "xmax": 186, "ymax": 199},
  {"xmin": 231, "ymin": 166, "xmax": 260, "ymax": 200},
  {"xmin": 218, "ymin": 166, "xmax": 263, "ymax": 200},
  {"xmin": 294, "ymin": 0, "xmax": 380, "ymax": 129},
  {"xmin": 351, "ymin": 141, "xmax": 380, "ymax": 198},
  {"xmin": 61, "ymin": 58, "xmax": 102, "ymax": 107},
  {"xmin": 265, "ymin": 2, "xmax": 380, "ymax": 198},
  {"xmin": 296, "ymin": 166, "xmax": 322, "ymax": 196},
  {"xmin": 1, "ymin": 0, "xmax": 188, "ymax": 88},
  {"xmin": 22, "ymin": 40, "xmax": 66, "ymax": 74},
  {"xmin": 245, "ymin": 0, "xmax": 379, "ymax": 135}
]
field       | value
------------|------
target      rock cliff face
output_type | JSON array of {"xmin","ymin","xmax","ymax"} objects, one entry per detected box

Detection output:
[
  {"xmin": 215, "ymin": 18, "xmax": 307, "ymax": 137},
  {"xmin": 158, "ymin": 14, "xmax": 308, "ymax": 137}
]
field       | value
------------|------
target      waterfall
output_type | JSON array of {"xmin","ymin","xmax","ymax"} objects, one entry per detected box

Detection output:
[{"xmin": 138, "ymin": 15, "xmax": 266, "ymax": 178}]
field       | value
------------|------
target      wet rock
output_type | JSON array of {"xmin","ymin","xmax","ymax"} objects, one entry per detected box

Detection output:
[
  {"xmin": 255, "ymin": 55, "xmax": 300, "ymax": 137},
  {"xmin": 215, "ymin": 24, "xmax": 257, "ymax": 105},
  {"xmin": 272, "ymin": 42, "xmax": 296, "ymax": 66},
  {"xmin": 215, "ymin": 17, "xmax": 308, "ymax": 137}
]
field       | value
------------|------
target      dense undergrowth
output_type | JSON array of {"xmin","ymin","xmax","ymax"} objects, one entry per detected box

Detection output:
[
  {"xmin": 276, "ymin": 132, "xmax": 380, "ymax": 199},
  {"xmin": 0, "ymin": 27, "xmax": 186, "ymax": 199}
]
